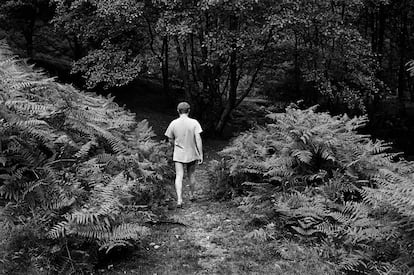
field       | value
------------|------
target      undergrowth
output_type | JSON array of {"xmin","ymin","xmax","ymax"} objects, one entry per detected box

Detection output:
[
  {"xmin": 0, "ymin": 41, "xmax": 173, "ymax": 274},
  {"xmin": 210, "ymin": 105, "xmax": 414, "ymax": 274}
]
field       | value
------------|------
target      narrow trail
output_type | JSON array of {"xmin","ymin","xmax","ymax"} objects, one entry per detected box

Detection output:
[
  {"xmin": 102, "ymin": 167, "xmax": 282, "ymax": 275},
  {"xmin": 103, "ymin": 163, "xmax": 335, "ymax": 275},
  {"xmin": 95, "ymin": 107, "xmax": 333, "ymax": 274},
  {"xmin": 103, "ymin": 163, "xmax": 333, "ymax": 275}
]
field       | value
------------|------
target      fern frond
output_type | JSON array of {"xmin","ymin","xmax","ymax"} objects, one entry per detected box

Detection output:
[
  {"xmin": 12, "ymin": 119, "xmax": 49, "ymax": 128},
  {"xmin": 75, "ymin": 140, "xmax": 97, "ymax": 158},
  {"xmin": 67, "ymin": 212, "xmax": 100, "ymax": 225},
  {"xmin": 3, "ymin": 100, "xmax": 52, "ymax": 114},
  {"xmin": 291, "ymin": 149, "xmax": 313, "ymax": 164},
  {"xmin": 48, "ymin": 221, "xmax": 69, "ymax": 239},
  {"xmin": 338, "ymin": 251, "xmax": 368, "ymax": 273},
  {"xmin": 72, "ymin": 223, "xmax": 112, "ymax": 240},
  {"xmin": 109, "ymin": 223, "xmax": 149, "ymax": 240},
  {"xmin": 45, "ymin": 197, "xmax": 76, "ymax": 210},
  {"xmin": 87, "ymin": 122, "xmax": 127, "ymax": 153},
  {"xmin": 10, "ymin": 80, "xmax": 46, "ymax": 90},
  {"xmin": 0, "ymin": 56, "xmax": 16, "ymax": 67}
]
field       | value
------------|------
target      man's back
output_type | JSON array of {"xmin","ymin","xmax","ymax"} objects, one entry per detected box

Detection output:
[
  {"xmin": 165, "ymin": 102, "xmax": 203, "ymax": 207},
  {"xmin": 165, "ymin": 115, "xmax": 202, "ymax": 163}
]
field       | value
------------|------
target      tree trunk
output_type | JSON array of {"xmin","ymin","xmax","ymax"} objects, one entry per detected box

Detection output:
[
  {"xmin": 397, "ymin": 4, "xmax": 408, "ymax": 114},
  {"xmin": 161, "ymin": 36, "xmax": 170, "ymax": 97},
  {"xmin": 23, "ymin": 16, "xmax": 36, "ymax": 58},
  {"xmin": 294, "ymin": 32, "xmax": 302, "ymax": 100},
  {"xmin": 174, "ymin": 37, "xmax": 192, "ymax": 101},
  {"xmin": 371, "ymin": 8, "xmax": 377, "ymax": 52},
  {"xmin": 215, "ymin": 14, "xmax": 238, "ymax": 134},
  {"xmin": 377, "ymin": 4, "xmax": 386, "ymax": 58},
  {"xmin": 215, "ymin": 46, "xmax": 237, "ymax": 134}
]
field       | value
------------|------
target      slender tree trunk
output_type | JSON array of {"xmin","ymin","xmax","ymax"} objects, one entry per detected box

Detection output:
[
  {"xmin": 175, "ymin": 37, "xmax": 192, "ymax": 102},
  {"xmin": 161, "ymin": 36, "xmax": 170, "ymax": 97},
  {"xmin": 364, "ymin": 7, "xmax": 369, "ymax": 37},
  {"xmin": 23, "ymin": 16, "xmax": 36, "ymax": 58},
  {"xmin": 397, "ymin": 4, "xmax": 408, "ymax": 114},
  {"xmin": 193, "ymin": 10, "xmax": 218, "ymax": 126},
  {"xmin": 294, "ymin": 32, "xmax": 301, "ymax": 100},
  {"xmin": 215, "ymin": 45, "xmax": 237, "ymax": 133},
  {"xmin": 371, "ymin": 8, "xmax": 377, "ymax": 52},
  {"xmin": 377, "ymin": 4, "xmax": 386, "ymax": 59},
  {"xmin": 375, "ymin": 3, "xmax": 386, "ymax": 89},
  {"xmin": 200, "ymin": 11, "xmax": 211, "ymax": 96},
  {"xmin": 215, "ymin": 15, "xmax": 238, "ymax": 134},
  {"xmin": 189, "ymin": 33, "xmax": 198, "ymax": 85}
]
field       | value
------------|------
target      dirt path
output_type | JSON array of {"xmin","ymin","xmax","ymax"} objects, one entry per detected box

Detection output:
[
  {"xmin": 99, "ymin": 167, "xmax": 281, "ymax": 274},
  {"xmin": 90, "ymin": 105, "xmax": 336, "ymax": 274},
  {"xmin": 99, "ymin": 165, "xmax": 335, "ymax": 275}
]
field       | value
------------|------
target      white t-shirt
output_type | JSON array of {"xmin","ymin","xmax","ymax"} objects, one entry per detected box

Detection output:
[{"xmin": 165, "ymin": 115, "xmax": 203, "ymax": 163}]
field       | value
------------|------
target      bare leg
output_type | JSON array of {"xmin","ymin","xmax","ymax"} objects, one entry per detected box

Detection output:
[
  {"xmin": 187, "ymin": 161, "xmax": 197, "ymax": 200},
  {"xmin": 174, "ymin": 162, "xmax": 184, "ymax": 205}
]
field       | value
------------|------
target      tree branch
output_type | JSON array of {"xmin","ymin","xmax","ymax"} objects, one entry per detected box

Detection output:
[
  {"xmin": 145, "ymin": 17, "xmax": 162, "ymax": 62},
  {"xmin": 235, "ymin": 26, "xmax": 274, "ymax": 108}
]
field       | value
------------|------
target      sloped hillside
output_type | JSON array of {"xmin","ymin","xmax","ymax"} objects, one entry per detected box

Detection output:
[{"xmin": 0, "ymin": 41, "xmax": 172, "ymax": 274}]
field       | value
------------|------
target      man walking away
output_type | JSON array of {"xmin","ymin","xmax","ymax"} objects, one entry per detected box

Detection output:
[{"xmin": 165, "ymin": 102, "xmax": 203, "ymax": 208}]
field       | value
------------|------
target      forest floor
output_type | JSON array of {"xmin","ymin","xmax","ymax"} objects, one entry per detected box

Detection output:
[
  {"xmin": 99, "ymin": 167, "xmax": 333, "ymax": 275},
  {"xmin": 95, "ymin": 110, "xmax": 336, "ymax": 275},
  {"xmin": 103, "ymin": 168, "xmax": 282, "ymax": 275}
]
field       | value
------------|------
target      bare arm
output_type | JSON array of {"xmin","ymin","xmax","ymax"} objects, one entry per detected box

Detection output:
[{"xmin": 195, "ymin": 132, "xmax": 203, "ymax": 164}]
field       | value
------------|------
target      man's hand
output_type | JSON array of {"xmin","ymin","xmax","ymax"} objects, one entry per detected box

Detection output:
[{"xmin": 195, "ymin": 132, "xmax": 203, "ymax": 165}]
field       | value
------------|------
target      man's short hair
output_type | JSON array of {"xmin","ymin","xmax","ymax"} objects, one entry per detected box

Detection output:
[{"xmin": 177, "ymin": 102, "xmax": 190, "ymax": 114}]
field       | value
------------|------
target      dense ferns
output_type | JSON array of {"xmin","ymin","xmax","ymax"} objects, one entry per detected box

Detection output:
[
  {"xmin": 213, "ymin": 105, "xmax": 414, "ymax": 274},
  {"xmin": 0, "ymin": 41, "xmax": 171, "ymax": 273}
]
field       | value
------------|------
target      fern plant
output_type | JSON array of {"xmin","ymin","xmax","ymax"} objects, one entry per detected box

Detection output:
[
  {"xmin": 0, "ymin": 41, "xmax": 170, "ymax": 273},
  {"xmin": 407, "ymin": 59, "xmax": 414, "ymax": 77},
  {"xmin": 215, "ymin": 105, "xmax": 414, "ymax": 274}
]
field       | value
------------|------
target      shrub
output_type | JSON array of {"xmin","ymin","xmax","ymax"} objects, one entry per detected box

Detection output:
[
  {"xmin": 215, "ymin": 105, "xmax": 414, "ymax": 274},
  {"xmin": 0, "ymin": 41, "xmax": 171, "ymax": 273}
]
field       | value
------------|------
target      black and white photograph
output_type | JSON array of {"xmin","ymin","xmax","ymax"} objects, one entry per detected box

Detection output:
[{"xmin": 0, "ymin": 0, "xmax": 413, "ymax": 274}]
